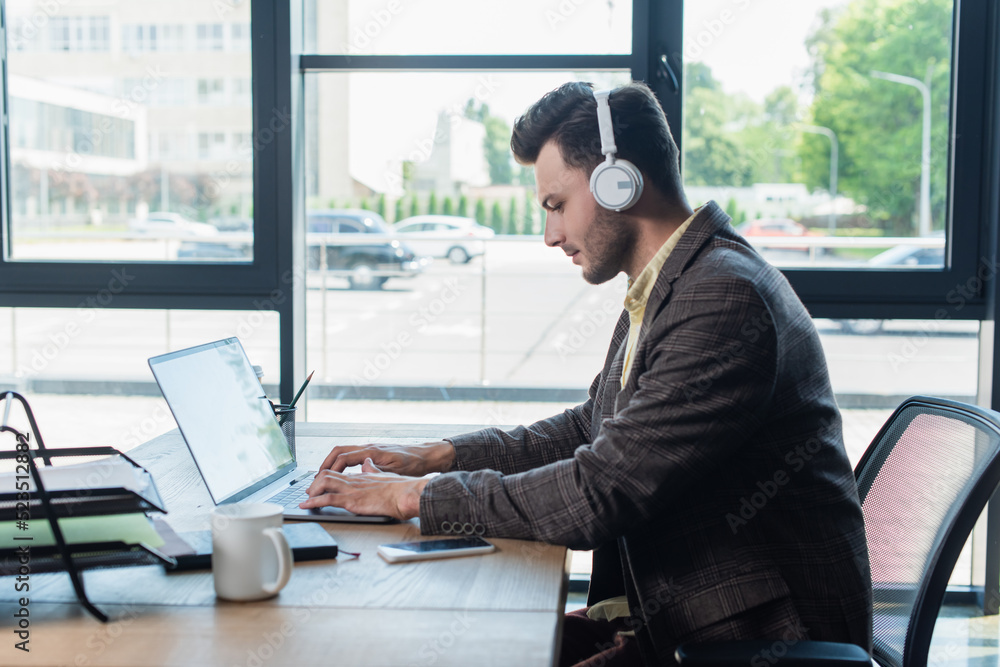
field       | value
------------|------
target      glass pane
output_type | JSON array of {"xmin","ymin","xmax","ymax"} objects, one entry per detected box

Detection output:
[
  {"xmin": 304, "ymin": 70, "xmax": 630, "ymax": 412},
  {"xmin": 0, "ymin": 307, "xmax": 279, "ymax": 449},
  {"xmin": 6, "ymin": 0, "xmax": 254, "ymax": 262},
  {"xmin": 682, "ymin": 0, "xmax": 952, "ymax": 269},
  {"xmin": 306, "ymin": 0, "xmax": 631, "ymax": 55}
]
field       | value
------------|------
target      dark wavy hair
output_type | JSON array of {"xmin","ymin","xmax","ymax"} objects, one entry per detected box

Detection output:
[{"xmin": 510, "ymin": 81, "xmax": 684, "ymax": 203}]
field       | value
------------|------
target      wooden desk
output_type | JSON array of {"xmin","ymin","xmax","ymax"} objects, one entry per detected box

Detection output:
[{"xmin": 0, "ymin": 423, "xmax": 571, "ymax": 666}]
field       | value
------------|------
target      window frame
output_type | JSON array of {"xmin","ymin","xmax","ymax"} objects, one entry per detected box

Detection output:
[
  {"xmin": 0, "ymin": 0, "xmax": 285, "ymax": 308},
  {"xmin": 0, "ymin": 0, "xmax": 995, "ymax": 399}
]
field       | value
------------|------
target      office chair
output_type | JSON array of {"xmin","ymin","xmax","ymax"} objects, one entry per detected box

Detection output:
[{"xmin": 675, "ymin": 395, "xmax": 1000, "ymax": 667}]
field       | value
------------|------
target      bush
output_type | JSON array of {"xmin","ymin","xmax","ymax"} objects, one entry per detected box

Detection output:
[
  {"xmin": 474, "ymin": 199, "xmax": 487, "ymax": 225},
  {"xmin": 508, "ymin": 196, "xmax": 520, "ymax": 234},
  {"xmin": 490, "ymin": 201, "xmax": 503, "ymax": 232}
]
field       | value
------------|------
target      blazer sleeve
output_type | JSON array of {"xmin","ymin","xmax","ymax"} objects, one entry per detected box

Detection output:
[
  {"xmin": 419, "ymin": 275, "xmax": 779, "ymax": 550},
  {"xmin": 443, "ymin": 372, "xmax": 599, "ymax": 475}
]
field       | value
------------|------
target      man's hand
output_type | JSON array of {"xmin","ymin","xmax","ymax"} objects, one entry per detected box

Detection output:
[
  {"xmin": 317, "ymin": 440, "xmax": 455, "ymax": 477},
  {"xmin": 302, "ymin": 459, "xmax": 430, "ymax": 520}
]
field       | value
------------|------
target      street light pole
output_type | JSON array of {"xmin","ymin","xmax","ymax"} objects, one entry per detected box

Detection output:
[
  {"xmin": 870, "ymin": 69, "xmax": 932, "ymax": 237},
  {"xmin": 799, "ymin": 125, "xmax": 838, "ymax": 234}
]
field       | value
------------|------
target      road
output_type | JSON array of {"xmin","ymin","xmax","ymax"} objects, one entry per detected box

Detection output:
[{"xmin": 0, "ymin": 240, "xmax": 979, "ymax": 400}]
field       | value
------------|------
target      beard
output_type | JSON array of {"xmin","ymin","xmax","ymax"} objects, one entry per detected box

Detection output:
[{"xmin": 580, "ymin": 206, "xmax": 637, "ymax": 285}]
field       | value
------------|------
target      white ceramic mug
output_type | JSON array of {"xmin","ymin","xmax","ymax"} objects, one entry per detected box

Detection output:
[{"xmin": 211, "ymin": 503, "xmax": 293, "ymax": 601}]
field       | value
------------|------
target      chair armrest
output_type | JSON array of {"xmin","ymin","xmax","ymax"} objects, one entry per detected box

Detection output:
[{"xmin": 675, "ymin": 640, "xmax": 872, "ymax": 667}]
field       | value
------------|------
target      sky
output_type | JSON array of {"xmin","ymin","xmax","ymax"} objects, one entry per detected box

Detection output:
[{"xmin": 328, "ymin": 0, "xmax": 851, "ymax": 193}]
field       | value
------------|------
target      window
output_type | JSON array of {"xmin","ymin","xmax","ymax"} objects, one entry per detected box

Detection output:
[
  {"xmin": 145, "ymin": 78, "xmax": 191, "ymax": 107},
  {"xmin": 197, "ymin": 78, "xmax": 226, "ymax": 105},
  {"xmin": 682, "ymin": 0, "xmax": 953, "ymax": 276},
  {"xmin": 231, "ymin": 22, "xmax": 251, "ymax": 52},
  {"xmin": 198, "ymin": 132, "xmax": 229, "ymax": 159},
  {"xmin": 49, "ymin": 16, "xmax": 110, "ymax": 52},
  {"xmin": 307, "ymin": 0, "xmax": 631, "ymax": 55},
  {"xmin": 123, "ymin": 24, "xmax": 185, "ymax": 52},
  {"xmin": 4, "ymin": 0, "xmax": 254, "ymax": 265},
  {"xmin": 338, "ymin": 221, "xmax": 363, "ymax": 234},
  {"xmin": 0, "ymin": 306, "xmax": 279, "ymax": 448},
  {"xmin": 196, "ymin": 23, "xmax": 225, "ymax": 51},
  {"xmin": 232, "ymin": 77, "xmax": 252, "ymax": 106},
  {"xmin": 151, "ymin": 131, "xmax": 190, "ymax": 160}
]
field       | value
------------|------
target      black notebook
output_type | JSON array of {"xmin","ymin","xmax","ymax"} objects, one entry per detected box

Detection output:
[{"xmin": 161, "ymin": 522, "xmax": 338, "ymax": 571}]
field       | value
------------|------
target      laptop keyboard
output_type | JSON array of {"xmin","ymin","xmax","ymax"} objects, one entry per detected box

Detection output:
[{"xmin": 266, "ymin": 472, "xmax": 316, "ymax": 508}]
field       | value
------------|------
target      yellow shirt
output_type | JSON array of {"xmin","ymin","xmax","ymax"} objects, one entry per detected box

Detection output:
[
  {"xmin": 588, "ymin": 212, "xmax": 695, "ymax": 628},
  {"xmin": 620, "ymin": 213, "xmax": 696, "ymax": 388}
]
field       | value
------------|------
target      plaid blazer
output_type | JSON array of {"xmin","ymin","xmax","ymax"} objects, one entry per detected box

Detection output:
[{"xmin": 420, "ymin": 201, "xmax": 872, "ymax": 663}]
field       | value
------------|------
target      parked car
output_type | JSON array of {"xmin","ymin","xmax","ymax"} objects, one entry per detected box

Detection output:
[
  {"xmin": 179, "ymin": 210, "xmax": 427, "ymax": 289},
  {"xmin": 127, "ymin": 211, "xmax": 218, "ymax": 237},
  {"xmin": 393, "ymin": 215, "xmax": 495, "ymax": 264},
  {"xmin": 866, "ymin": 242, "xmax": 944, "ymax": 268},
  {"xmin": 735, "ymin": 218, "xmax": 811, "ymax": 237},
  {"xmin": 208, "ymin": 216, "xmax": 253, "ymax": 233},
  {"xmin": 837, "ymin": 236, "xmax": 946, "ymax": 334},
  {"xmin": 735, "ymin": 218, "xmax": 819, "ymax": 252},
  {"xmin": 307, "ymin": 209, "xmax": 426, "ymax": 289}
]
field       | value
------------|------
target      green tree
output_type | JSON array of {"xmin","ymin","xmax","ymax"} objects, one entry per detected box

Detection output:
[
  {"xmin": 457, "ymin": 194, "xmax": 469, "ymax": 218},
  {"xmin": 376, "ymin": 193, "xmax": 387, "ymax": 218},
  {"xmin": 358, "ymin": 196, "xmax": 370, "ymax": 211},
  {"xmin": 427, "ymin": 192, "xmax": 439, "ymax": 215},
  {"xmin": 724, "ymin": 197, "xmax": 740, "ymax": 222},
  {"xmin": 490, "ymin": 201, "xmax": 503, "ymax": 233},
  {"xmin": 465, "ymin": 100, "xmax": 515, "ymax": 185},
  {"xmin": 393, "ymin": 197, "xmax": 404, "ymax": 223},
  {"xmin": 474, "ymin": 198, "xmax": 487, "ymax": 226},
  {"xmin": 508, "ymin": 196, "xmax": 520, "ymax": 234},
  {"xmin": 683, "ymin": 64, "xmax": 753, "ymax": 187},
  {"xmin": 442, "ymin": 196, "xmax": 455, "ymax": 216},
  {"xmin": 484, "ymin": 116, "xmax": 513, "ymax": 184},
  {"xmin": 401, "ymin": 161, "xmax": 416, "ymax": 190},
  {"xmin": 524, "ymin": 190, "xmax": 540, "ymax": 234},
  {"xmin": 409, "ymin": 196, "xmax": 420, "ymax": 217},
  {"xmin": 327, "ymin": 198, "xmax": 337, "ymax": 209},
  {"xmin": 683, "ymin": 63, "xmax": 799, "ymax": 187},
  {"xmin": 798, "ymin": 0, "xmax": 951, "ymax": 233}
]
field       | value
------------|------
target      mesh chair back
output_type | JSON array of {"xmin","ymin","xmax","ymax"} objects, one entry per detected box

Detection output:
[{"xmin": 854, "ymin": 396, "xmax": 1000, "ymax": 667}]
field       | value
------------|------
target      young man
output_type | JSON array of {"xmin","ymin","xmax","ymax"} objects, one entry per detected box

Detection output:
[{"xmin": 302, "ymin": 81, "xmax": 872, "ymax": 665}]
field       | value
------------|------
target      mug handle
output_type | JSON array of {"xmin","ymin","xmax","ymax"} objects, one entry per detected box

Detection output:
[{"xmin": 261, "ymin": 527, "xmax": 294, "ymax": 595}]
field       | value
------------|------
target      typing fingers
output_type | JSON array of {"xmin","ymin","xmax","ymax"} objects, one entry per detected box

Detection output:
[
  {"xmin": 318, "ymin": 445, "xmax": 368, "ymax": 472},
  {"xmin": 306, "ymin": 470, "xmax": 344, "ymax": 498}
]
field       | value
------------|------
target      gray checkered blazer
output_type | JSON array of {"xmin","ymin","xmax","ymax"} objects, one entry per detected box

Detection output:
[{"xmin": 420, "ymin": 201, "xmax": 872, "ymax": 663}]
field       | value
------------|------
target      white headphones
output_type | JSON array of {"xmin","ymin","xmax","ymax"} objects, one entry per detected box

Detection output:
[{"xmin": 589, "ymin": 89, "xmax": 644, "ymax": 212}]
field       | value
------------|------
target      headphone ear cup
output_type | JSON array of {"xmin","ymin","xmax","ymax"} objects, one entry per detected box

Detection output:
[{"xmin": 590, "ymin": 159, "xmax": 644, "ymax": 212}]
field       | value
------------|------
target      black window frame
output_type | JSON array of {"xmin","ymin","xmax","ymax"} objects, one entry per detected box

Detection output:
[
  {"xmin": 0, "ymin": 0, "xmax": 287, "ymax": 307},
  {"xmin": 0, "ymin": 0, "xmax": 995, "ymax": 393}
]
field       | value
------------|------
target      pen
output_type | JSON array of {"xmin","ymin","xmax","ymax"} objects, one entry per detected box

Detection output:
[{"xmin": 288, "ymin": 370, "xmax": 315, "ymax": 409}]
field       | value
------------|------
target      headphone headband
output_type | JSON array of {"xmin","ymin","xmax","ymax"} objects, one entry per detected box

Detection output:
[{"xmin": 593, "ymin": 89, "xmax": 618, "ymax": 158}]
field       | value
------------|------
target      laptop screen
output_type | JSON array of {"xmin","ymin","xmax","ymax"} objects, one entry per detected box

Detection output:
[{"xmin": 149, "ymin": 337, "xmax": 294, "ymax": 504}]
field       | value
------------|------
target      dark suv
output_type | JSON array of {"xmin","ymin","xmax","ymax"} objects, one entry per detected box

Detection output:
[
  {"xmin": 307, "ymin": 209, "xmax": 426, "ymax": 289},
  {"xmin": 177, "ymin": 209, "xmax": 426, "ymax": 290}
]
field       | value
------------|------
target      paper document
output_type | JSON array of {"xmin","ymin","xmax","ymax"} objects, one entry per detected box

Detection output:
[
  {"xmin": 0, "ymin": 513, "xmax": 165, "ymax": 549},
  {"xmin": 0, "ymin": 455, "xmax": 153, "ymax": 496}
]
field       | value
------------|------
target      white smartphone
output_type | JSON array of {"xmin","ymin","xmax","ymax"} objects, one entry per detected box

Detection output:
[{"xmin": 377, "ymin": 536, "xmax": 496, "ymax": 563}]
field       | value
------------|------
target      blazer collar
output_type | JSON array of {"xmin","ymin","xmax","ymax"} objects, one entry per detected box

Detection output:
[{"xmin": 645, "ymin": 200, "xmax": 732, "ymax": 313}]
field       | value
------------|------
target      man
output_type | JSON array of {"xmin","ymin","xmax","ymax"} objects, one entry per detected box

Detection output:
[{"xmin": 302, "ymin": 81, "xmax": 872, "ymax": 665}]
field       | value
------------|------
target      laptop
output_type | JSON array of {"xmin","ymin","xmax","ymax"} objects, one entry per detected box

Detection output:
[{"xmin": 148, "ymin": 337, "xmax": 393, "ymax": 523}]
